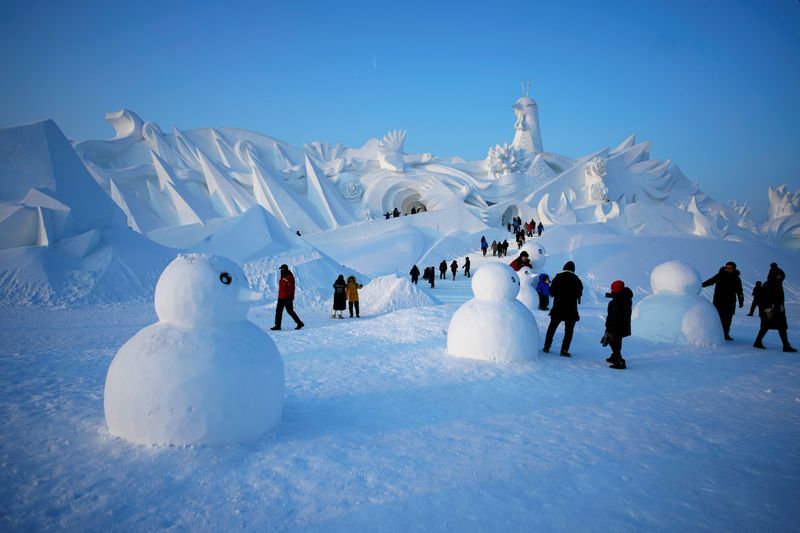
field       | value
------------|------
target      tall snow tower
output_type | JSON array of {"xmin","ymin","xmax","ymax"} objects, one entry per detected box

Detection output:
[{"xmin": 512, "ymin": 82, "xmax": 543, "ymax": 154}]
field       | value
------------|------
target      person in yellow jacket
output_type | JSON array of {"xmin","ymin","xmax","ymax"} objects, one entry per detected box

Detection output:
[{"xmin": 346, "ymin": 275, "xmax": 363, "ymax": 318}]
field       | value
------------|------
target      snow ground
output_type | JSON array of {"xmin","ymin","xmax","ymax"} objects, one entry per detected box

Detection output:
[{"xmin": 1, "ymin": 249, "xmax": 800, "ymax": 531}]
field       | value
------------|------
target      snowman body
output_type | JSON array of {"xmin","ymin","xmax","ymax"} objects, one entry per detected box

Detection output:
[
  {"xmin": 631, "ymin": 260, "xmax": 723, "ymax": 346},
  {"xmin": 104, "ymin": 253, "xmax": 284, "ymax": 445},
  {"xmin": 447, "ymin": 262, "xmax": 540, "ymax": 363}
]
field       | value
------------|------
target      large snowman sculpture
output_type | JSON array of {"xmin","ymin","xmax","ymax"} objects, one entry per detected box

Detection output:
[
  {"xmin": 632, "ymin": 260, "xmax": 723, "ymax": 346},
  {"xmin": 447, "ymin": 262, "xmax": 540, "ymax": 362},
  {"xmin": 517, "ymin": 242, "xmax": 547, "ymax": 312},
  {"xmin": 104, "ymin": 253, "xmax": 285, "ymax": 446}
]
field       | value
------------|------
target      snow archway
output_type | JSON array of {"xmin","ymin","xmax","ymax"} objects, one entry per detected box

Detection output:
[{"xmin": 501, "ymin": 205, "xmax": 521, "ymax": 226}]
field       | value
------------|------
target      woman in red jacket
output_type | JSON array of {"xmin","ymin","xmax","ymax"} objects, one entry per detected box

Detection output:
[{"xmin": 271, "ymin": 264, "xmax": 304, "ymax": 331}]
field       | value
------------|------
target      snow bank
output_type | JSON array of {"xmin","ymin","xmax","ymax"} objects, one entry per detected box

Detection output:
[{"xmin": 358, "ymin": 274, "xmax": 439, "ymax": 315}]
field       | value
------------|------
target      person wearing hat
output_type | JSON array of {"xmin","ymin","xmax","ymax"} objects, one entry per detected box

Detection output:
[
  {"xmin": 603, "ymin": 280, "xmax": 634, "ymax": 369},
  {"xmin": 543, "ymin": 260, "xmax": 583, "ymax": 357},
  {"xmin": 271, "ymin": 264, "xmax": 304, "ymax": 331},
  {"xmin": 509, "ymin": 251, "xmax": 531, "ymax": 272},
  {"xmin": 753, "ymin": 262, "xmax": 797, "ymax": 352},
  {"xmin": 702, "ymin": 261, "xmax": 744, "ymax": 341}
]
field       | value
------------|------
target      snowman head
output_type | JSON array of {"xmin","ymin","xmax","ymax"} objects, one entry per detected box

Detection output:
[
  {"xmin": 154, "ymin": 254, "xmax": 262, "ymax": 327},
  {"xmin": 520, "ymin": 242, "xmax": 547, "ymax": 271},
  {"xmin": 472, "ymin": 262, "xmax": 520, "ymax": 301},
  {"xmin": 519, "ymin": 267, "xmax": 536, "ymax": 286},
  {"xmin": 650, "ymin": 260, "xmax": 701, "ymax": 295}
]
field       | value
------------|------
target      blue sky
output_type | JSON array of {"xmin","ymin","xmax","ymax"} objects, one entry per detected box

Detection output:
[{"xmin": 1, "ymin": 0, "xmax": 798, "ymax": 220}]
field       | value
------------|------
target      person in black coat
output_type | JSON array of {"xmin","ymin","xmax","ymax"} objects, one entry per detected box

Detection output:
[
  {"xmin": 410, "ymin": 265, "xmax": 420, "ymax": 284},
  {"xmin": 450, "ymin": 260, "xmax": 458, "ymax": 280},
  {"xmin": 753, "ymin": 263, "xmax": 796, "ymax": 352},
  {"xmin": 332, "ymin": 275, "xmax": 347, "ymax": 319},
  {"xmin": 748, "ymin": 281, "xmax": 762, "ymax": 316},
  {"xmin": 463, "ymin": 257, "xmax": 471, "ymax": 278},
  {"xmin": 702, "ymin": 261, "xmax": 744, "ymax": 340},
  {"xmin": 543, "ymin": 261, "xmax": 583, "ymax": 357},
  {"xmin": 439, "ymin": 260, "xmax": 448, "ymax": 280},
  {"xmin": 603, "ymin": 280, "xmax": 633, "ymax": 369}
]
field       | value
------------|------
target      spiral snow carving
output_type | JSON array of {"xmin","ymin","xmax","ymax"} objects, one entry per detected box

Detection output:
[
  {"xmin": 106, "ymin": 109, "xmax": 144, "ymax": 140},
  {"xmin": 141, "ymin": 121, "xmax": 163, "ymax": 143},
  {"xmin": 587, "ymin": 156, "xmax": 608, "ymax": 178},
  {"xmin": 486, "ymin": 143, "xmax": 529, "ymax": 178},
  {"xmin": 339, "ymin": 177, "xmax": 364, "ymax": 202},
  {"xmin": 235, "ymin": 139, "xmax": 258, "ymax": 166},
  {"xmin": 537, "ymin": 191, "xmax": 577, "ymax": 225}
]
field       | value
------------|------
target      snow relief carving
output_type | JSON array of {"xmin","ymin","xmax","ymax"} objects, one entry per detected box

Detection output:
[
  {"xmin": 378, "ymin": 130, "xmax": 406, "ymax": 173},
  {"xmin": 486, "ymin": 143, "xmax": 529, "ymax": 178}
]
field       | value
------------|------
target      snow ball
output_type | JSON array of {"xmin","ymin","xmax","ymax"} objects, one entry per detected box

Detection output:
[
  {"xmin": 155, "ymin": 253, "xmax": 262, "ymax": 327},
  {"xmin": 472, "ymin": 262, "xmax": 520, "ymax": 300},
  {"xmin": 631, "ymin": 292, "xmax": 722, "ymax": 346},
  {"xmin": 520, "ymin": 242, "xmax": 546, "ymax": 271},
  {"xmin": 650, "ymin": 260, "xmax": 701, "ymax": 295},
  {"xmin": 447, "ymin": 299, "xmax": 539, "ymax": 363}
]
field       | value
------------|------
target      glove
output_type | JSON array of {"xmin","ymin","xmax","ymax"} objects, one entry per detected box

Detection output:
[{"xmin": 600, "ymin": 332, "xmax": 612, "ymax": 347}]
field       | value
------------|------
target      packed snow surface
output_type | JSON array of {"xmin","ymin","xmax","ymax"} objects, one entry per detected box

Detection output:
[
  {"xmin": 104, "ymin": 254, "xmax": 284, "ymax": 445},
  {"xmin": 448, "ymin": 262, "xmax": 540, "ymax": 363}
]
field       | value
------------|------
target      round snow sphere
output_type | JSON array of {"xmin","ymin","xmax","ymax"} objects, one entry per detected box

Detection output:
[
  {"xmin": 631, "ymin": 293, "xmax": 723, "ymax": 346},
  {"xmin": 447, "ymin": 299, "xmax": 539, "ymax": 363},
  {"xmin": 155, "ymin": 253, "xmax": 260, "ymax": 327},
  {"xmin": 472, "ymin": 262, "xmax": 520, "ymax": 301},
  {"xmin": 650, "ymin": 260, "xmax": 701, "ymax": 295},
  {"xmin": 104, "ymin": 322, "xmax": 284, "ymax": 445},
  {"xmin": 520, "ymin": 242, "xmax": 547, "ymax": 271}
]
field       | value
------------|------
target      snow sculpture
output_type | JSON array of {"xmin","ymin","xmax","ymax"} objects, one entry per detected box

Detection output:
[
  {"xmin": 447, "ymin": 262, "xmax": 540, "ymax": 362},
  {"xmin": 631, "ymin": 260, "xmax": 723, "ymax": 346},
  {"xmin": 516, "ymin": 266, "xmax": 538, "ymax": 313},
  {"xmin": 520, "ymin": 242, "xmax": 546, "ymax": 271},
  {"xmin": 378, "ymin": 130, "xmax": 406, "ymax": 172},
  {"xmin": 762, "ymin": 185, "xmax": 800, "ymax": 250},
  {"xmin": 105, "ymin": 109, "xmax": 144, "ymax": 140},
  {"xmin": 585, "ymin": 156, "xmax": 609, "ymax": 202},
  {"xmin": 104, "ymin": 254, "xmax": 284, "ymax": 445},
  {"xmin": 511, "ymin": 82, "xmax": 543, "ymax": 153},
  {"xmin": 486, "ymin": 143, "xmax": 529, "ymax": 178}
]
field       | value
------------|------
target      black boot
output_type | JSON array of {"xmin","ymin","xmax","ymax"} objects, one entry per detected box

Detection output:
[{"xmin": 609, "ymin": 358, "xmax": 626, "ymax": 370}]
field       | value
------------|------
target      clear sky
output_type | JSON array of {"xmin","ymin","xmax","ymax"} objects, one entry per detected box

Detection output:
[{"xmin": 1, "ymin": 0, "xmax": 798, "ymax": 221}]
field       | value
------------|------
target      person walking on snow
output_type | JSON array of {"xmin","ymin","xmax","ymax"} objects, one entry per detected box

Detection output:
[
  {"xmin": 702, "ymin": 261, "xmax": 744, "ymax": 341},
  {"xmin": 537, "ymin": 222, "xmax": 543, "ymax": 237},
  {"xmin": 509, "ymin": 251, "xmax": 531, "ymax": 271},
  {"xmin": 753, "ymin": 263, "xmax": 797, "ymax": 352},
  {"xmin": 463, "ymin": 257, "xmax": 471, "ymax": 278},
  {"xmin": 603, "ymin": 280, "xmax": 633, "ymax": 370},
  {"xmin": 409, "ymin": 264, "xmax": 420, "ymax": 285},
  {"xmin": 536, "ymin": 273, "xmax": 550, "ymax": 310},
  {"xmin": 271, "ymin": 264, "xmax": 304, "ymax": 330},
  {"xmin": 332, "ymin": 274, "xmax": 347, "ymax": 319},
  {"xmin": 450, "ymin": 260, "xmax": 458, "ymax": 280},
  {"xmin": 346, "ymin": 275, "xmax": 363, "ymax": 318},
  {"xmin": 491, "ymin": 240, "xmax": 498, "ymax": 256},
  {"xmin": 748, "ymin": 281, "xmax": 762, "ymax": 316},
  {"xmin": 480, "ymin": 236, "xmax": 488, "ymax": 256},
  {"xmin": 439, "ymin": 260, "xmax": 448, "ymax": 280},
  {"xmin": 543, "ymin": 261, "xmax": 583, "ymax": 357}
]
